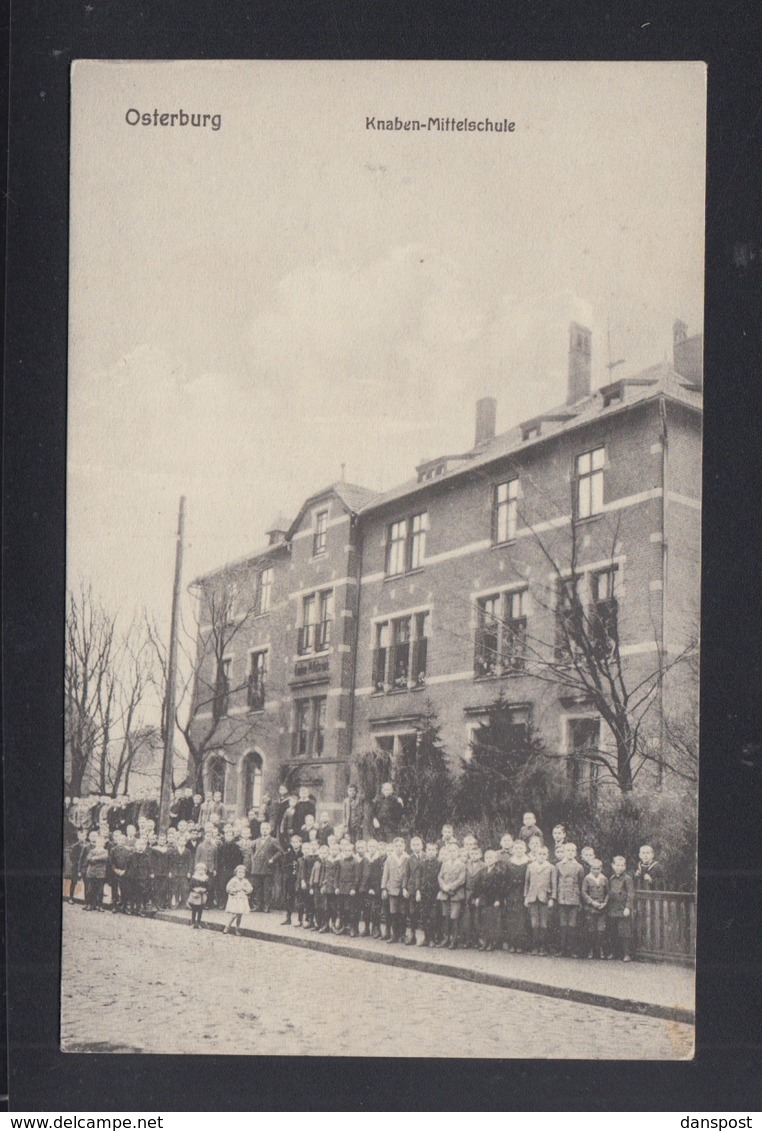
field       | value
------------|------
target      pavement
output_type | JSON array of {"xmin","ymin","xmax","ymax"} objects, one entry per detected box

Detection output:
[
  {"xmin": 60, "ymin": 904, "xmax": 695, "ymax": 1057},
  {"xmin": 148, "ymin": 903, "xmax": 695, "ymax": 1024}
]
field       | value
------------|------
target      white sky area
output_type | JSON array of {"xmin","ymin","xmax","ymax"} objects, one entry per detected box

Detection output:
[{"xmin": 68, "ymin": 60, "xmax": 705, "ymax": 701}]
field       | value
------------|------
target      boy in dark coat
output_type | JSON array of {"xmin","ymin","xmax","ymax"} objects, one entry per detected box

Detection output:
[
  {"xmin": 108, "ymin": 832, "xmax": 132, "ymax": 912},
  {"xmin": 66, "ymin": 830, "xmax": 87, "ymax": 903},
  {"xmin": 280, "ymin": 835, "xmax": 303, "ymax": 926},
  {"xmin": 418, "ymin": 843, "xmax": 441, "ymax": 946},
  {"xmin": 149, "ymin": 833, "xmax": 171, "ymax": 909},
  {"xmin": 473, "ymin": 849, "xmax": 504, "ymax": 950},
  {"xmin": 359, "ymin": 840, "xmax": 384, "ymax": 938},
  {"xmin": 607, "ymin": 855, "xmax": 636, "ymax": 960},
  {"xmin": 404, "ymin": 837, "xmax": 426, "ymax": 944},
  {"xmin": 336, "ymin": 842, "xmax": 361, "ymax": 936},
  {"xmin": 296, "ymin": 841, "xmax": 315, "ymax": 927},
  {"xmin": 216, "ymin": 827, "xmax": 243, "ymax": 909},
  {"xmin": 318, "ymin": 846, "xmax": 340, "ymax": 933},
  {"xmin": 310, "ymin": 844, "xmax": 329, "ymax": 931},
  {"xmin": 125, "ymin": 838, "xmax": 151, "ymax": 915}
]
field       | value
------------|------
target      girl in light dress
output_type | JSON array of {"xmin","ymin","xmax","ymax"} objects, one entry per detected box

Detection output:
[{"xmin": 223, "ymin": 864, "xmax": 253, "ymax": 936}]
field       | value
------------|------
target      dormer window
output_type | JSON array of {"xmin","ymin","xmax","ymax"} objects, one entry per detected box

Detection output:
[{"xmin": 602, "ymin": 385, "xmax": 624, "ymax": 409}]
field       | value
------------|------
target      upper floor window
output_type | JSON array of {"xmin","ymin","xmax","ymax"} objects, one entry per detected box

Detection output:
[
  {"xmin": 385, "ymin": 512, "xmax": 428, "ymax": 576},
  {"xmin": 373, "ymin": 611, "xmax": 429, "ymax": 693},
  {"xmin": 247, "ymin": 649, "xmax": 267, "ymax": 711},
  {"xmin": 256, "ymin": 567, "xmax": 273, "ymax": 615},
  {"xmin": 575, "ymin": 446, "xmax": 605, "ymax": 519},
  {"xmin": 590, "ymin": 567, "xmax": 618, "ymax": 660},
  {"xmin": 386, "ymin": 520, "xmax": 407, "ymax": 576},
  {"xmin": 493, "ymin": 478, "xmax": 519, "ymax": 543},
  {"xmin": 316, "ymin": 589, "xmax": 334, "ymax": 652},
  {"xmin": 555, "ymin": 578, "xmax": 583, "ymax": 662},
  {"xmin": 213, "ymin": 657, "xmax": 232, "ymax": 720},
  {"xmin": 313, "ymin": 510, "xmax": 328, "ymax": 556},
  {"xmin": 474, "ymin": 588, "xmax": 528, "ymax": 678},
  {"xmin": 298, "ymin": 589, "xmax": 334, "ymax": 655}
]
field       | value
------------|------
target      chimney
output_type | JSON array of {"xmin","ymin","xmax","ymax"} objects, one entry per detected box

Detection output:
[
  {"xmin": 567, "ymin": 322, "xmax": 592, "ymax": 404},
  {"xmin": 474, "ymin": 396, "xmax": 497, "ymax": 446},
  {"xmin": 673, "ymin": 319, "xmax": 703, "ymax": 387}
]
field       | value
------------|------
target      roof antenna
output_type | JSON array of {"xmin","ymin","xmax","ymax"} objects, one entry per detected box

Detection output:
[
  {"xmin": 340, "ymin": 462, "xmax": 346, "ymax": 482},
  {"xmin": 606, "ymin": 316, "xmax": 625, "ymax": 374}
]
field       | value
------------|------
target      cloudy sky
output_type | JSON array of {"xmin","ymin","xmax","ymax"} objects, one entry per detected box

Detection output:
[{"xmin": 68, "ymin": 60, "xmax": 705, "ymax": 650}]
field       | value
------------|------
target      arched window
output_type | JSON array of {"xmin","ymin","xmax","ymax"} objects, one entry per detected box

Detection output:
[{"xmin": 242, "ymin": 752, "xmax": 263, "ymax": 813}]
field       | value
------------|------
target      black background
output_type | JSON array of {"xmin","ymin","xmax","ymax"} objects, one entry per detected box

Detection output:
[{"xmin": 4, "ymin": 0, "xmax": 762, "ymax": 1111}]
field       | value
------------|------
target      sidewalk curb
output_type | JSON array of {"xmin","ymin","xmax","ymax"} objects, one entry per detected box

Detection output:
[{"xmin": 153, "ymin": 909, "xmax": 695, "ymax": 1025}]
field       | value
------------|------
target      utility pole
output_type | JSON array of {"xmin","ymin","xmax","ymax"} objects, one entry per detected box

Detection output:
[{"xmin": 159, "ymin": 496, "xmax": 186, "ymax": 832}]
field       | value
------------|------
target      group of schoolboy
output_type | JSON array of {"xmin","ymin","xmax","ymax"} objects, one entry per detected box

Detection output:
[{"xmin": 65, "ymin": 786, "xmax": 664, "ymax": 961}]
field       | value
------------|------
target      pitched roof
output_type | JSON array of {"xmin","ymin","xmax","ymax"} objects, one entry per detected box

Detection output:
[
  {"xmin": 286, "ymin": 480, "xmax": 379, "ymax": 538},
  {"xmin": 359, "ymin": 361, "xmax": 702, "ymax": 515}
]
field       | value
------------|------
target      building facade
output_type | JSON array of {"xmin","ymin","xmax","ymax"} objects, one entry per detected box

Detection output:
[{"xmin": 188, "ymin": 320, "xmax": 702, "ymax": 820}]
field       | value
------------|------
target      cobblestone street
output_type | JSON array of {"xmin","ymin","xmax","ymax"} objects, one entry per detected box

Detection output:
[{"xmin": 61, "ymin": 905, "xmax": 693, "ymax": 1058}]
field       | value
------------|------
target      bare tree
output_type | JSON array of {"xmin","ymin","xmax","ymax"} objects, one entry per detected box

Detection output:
[
  {"xmin": 65, "ymin": 584, "xmax": 156, "ymax": 795},
  {"xmin": 147, "ymin": 567, "xmax": 267, "ymax": 793},
  {"xmin": 469, "ymin": 469, "xmax": 698, "ymax": 794}
]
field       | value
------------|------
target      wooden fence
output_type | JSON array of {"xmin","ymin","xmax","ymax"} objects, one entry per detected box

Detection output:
[{"xmin": 634, "ymin": 890, "xmax": 696, "ymax": 963}]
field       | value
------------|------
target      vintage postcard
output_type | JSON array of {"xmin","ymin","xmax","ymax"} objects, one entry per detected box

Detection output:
[{"xmin": 63, "ymin": 60, "xmax": 704, "ymax": 1057}]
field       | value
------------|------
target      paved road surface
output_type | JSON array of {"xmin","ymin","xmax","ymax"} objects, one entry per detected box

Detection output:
[{"xmin": 61, "ymin": 905, "xmax": 693, "ymax": 1058}]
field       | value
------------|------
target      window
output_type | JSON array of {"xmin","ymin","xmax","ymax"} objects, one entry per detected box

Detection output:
[
  {"xmin": 474, "ymin": 589, "xmax": 528, "ymax": 677},
  {"xmin": 567, "ymin": 718, "xmax": 601, "ymax": 795},
  {"xmin": 299, "ymin": 595, "xmax": 316, "ymax": 655},
  {"xmin": 313, "ymin": 510, "xmax": 328, "ymax": 556},
  {"xmin": 295, "ymin": 700, "xmax": 311, "ymax": 756},
  {"xmin": 247, "ymin": 650, "xmax": 267, "ymax": 710},
  {"xmin": 474, "ymin": 595, "xmax": 501, "ymax": 677},
  {"xmin": 314, "ymin": 697, "xmax": 327, "ymax": 756},
  {"xmin": 385, "ymin": 513, "xmax": 428, "ymax": 576},
  {"xmin": 213, "ymin": 657, "xmax": 231, "ymax": 719},
  {"xmin": 373, "ymin": 611, "xmax": 429, "ymax": 692},
  {"xmin": 256, "ymin": 567, "xmax": 273, "ymax": 615},
  {"xmin": 555, "ymin": 579, "xmax": 583, "ymax": 661},
  {"xmin": 316, "ymin": 590, "xmax": 334, "ymax": 652},
  {"xmin": 504, "ymin": 588, "xmax": 528, "ymax": 671},
  {"xmin": 590, "ymin": 568, "xmax": 618, "ymax": 660},
  {"xmin": 299, "ymin": 589, "xmax": 333, "ymax": 654},
  {"xmin": 493, "ymin": 478, "xmax": 519, "ymax": 543},
  {"xmin": 408, "ymin": 512, "xmax": 427, "ymax": 570},
  {"xmin": 293, "ymin": 697, "xmax": 328, "ymax": 758},
  {"xmin": 386, "ymin": 520, "xmax": 407, "ymax": 576},
  {"xmin": 575, "ymin": 446, "xmax": 605, "ymax": 519},
  {"xmin": 375, "ymin": 733, "xmax": 416, "ymax": 759}
]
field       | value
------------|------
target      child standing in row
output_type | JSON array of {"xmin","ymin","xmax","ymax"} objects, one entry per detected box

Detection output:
[
  {"xmin": 188, "ymin": 862, "xmax": 210, "ymax": 929},
  {"xmin": 581, "ymin": 858, "xmax": 609, "ymax": 957},
  {"xmin": 223, "ymin": 865, "xmax": 253, "ymax": 936}
]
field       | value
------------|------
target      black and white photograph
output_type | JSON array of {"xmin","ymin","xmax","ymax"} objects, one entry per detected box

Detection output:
[{"xmin": 62, "ymin": 60, "xmax": 705, "ymax": 1059}]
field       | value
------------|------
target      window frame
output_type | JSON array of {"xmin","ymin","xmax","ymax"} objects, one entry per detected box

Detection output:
[
  {"xmin": 385, "ymin": 512, "xmax": 428, "ymax": 577},
  {"xmin": 474, "ymin": 588, "xmax": 528, "ymax": 678},
  {"xmin": 574, "ymin": 446, "xmax": 605, "ymax": 521},
  {"xmin": 256, "ymin": 566, "xmax": 274, "ymax": 615},
  {"xmin": 313, "ymin": 509, "xmax": 328, "ymax": 557},
  {"xmin": 493, "ymin": 478, "xmax": 519, "ymax": 544},
  {"xmin": 247, "ymin": 648, "xmax": 267, "ymax": 711},
  {"xmin": 372, "ymin": 609, "xmax": 429, "ymax": 693}
]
